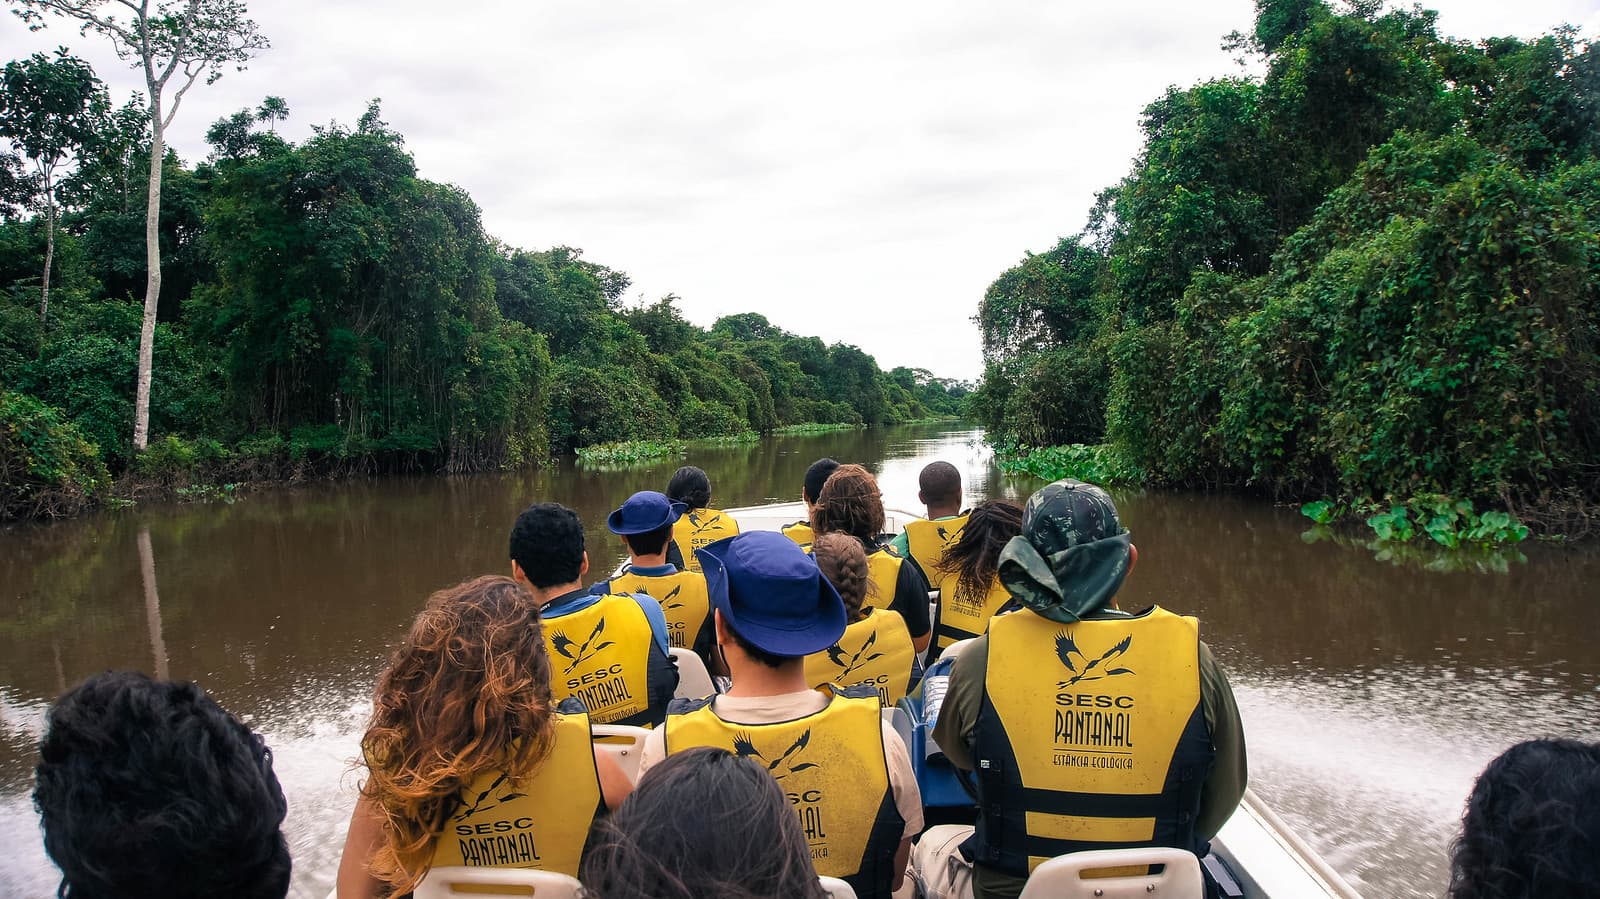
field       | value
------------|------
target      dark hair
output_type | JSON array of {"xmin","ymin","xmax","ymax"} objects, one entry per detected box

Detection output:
[
  {"xmin": 919, "ymin": 461, "xmax": 962, "ymax": 507},
  {"xmin": 667, "ymin": 466, "xmax": 712, "ymax": 509},
  {"xmin": 582, "ymin": 747, "xmax": 828, "ymax": 899},
  {"xmin": 34, "ymin": 671, "xmax": 291, "ymax": 899},
  {"xmin": 509, "ymin": 502, "xmax": 585, "ymax": 588},
  {"xmin": 624, "ymin": 522, "xmax": 674, "ymax": 557},
  {"xmin": 938, "ymin": 500, "xmax": 1023, "ymax": 604},
  {"xmin": 811, "ymin": 463, "xmax": 885, "ymax": 543},
  {"xmin": 803, "ymin": 457, "xmax": 840, "ymax": 504},
  {"xmin": 361, "ymin": 576, "xmax": 556, "ymax": 890},
  {"xmin": 813, "ymin": 532, "xmax": 874, "ymax": 621},
  {"xmin": 1449, "ymin": 738, "xmax": 1600, "ymax": 899}
]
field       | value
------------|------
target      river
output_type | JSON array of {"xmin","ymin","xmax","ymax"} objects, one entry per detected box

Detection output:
[{"xmin": 1, "ymin": 423, "xmax": 1596, "ymax": 898}]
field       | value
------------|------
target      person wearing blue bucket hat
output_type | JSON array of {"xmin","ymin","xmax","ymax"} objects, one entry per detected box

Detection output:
[
  {"xmin": 637, "ymin": 531, "xmax": 924, "ymax": 899},
  {"xmin": 592, "ymin": 492, "xmax": 720, "ymax": 675}
]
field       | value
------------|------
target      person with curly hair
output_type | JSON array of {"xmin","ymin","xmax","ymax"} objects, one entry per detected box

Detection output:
[
  {"xmin": 665, "ymin": 465, "xmax": 740, "ymax": 574},
  {"xmin": 811, "ymin": 463, "xmax": 932, "ymax": 652},
  {"xmin": 581, "ymin": 747, "xmax": 829, "ymax": 899},
  {"xmin": 929, "ymin": 499, "xmax": 1023, "ymax": 659},
  {"xmin": 33, "ymin": 670, "xmax": 291, "ymax": 899},
  {"xmin": 804, "ymin": 532, "xmax": 916, "ymax": 706},
  {"xmin": 1449, "ymin": 738, "xmax": 1600, "ymax": 898},
  {"xmin": 337, "ymin": 575, "xmax": 633, "ymax": 897}
]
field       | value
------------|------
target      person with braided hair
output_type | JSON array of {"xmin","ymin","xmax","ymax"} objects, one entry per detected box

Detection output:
[
  {"xmin": 336, "ymin": 576, "xmax": 634, "ymax": 897},
  {"xmin": 805, "ymin": 532, "xmax": 917, "ymax": 706},
  {"xmin": 811, "ymin": 464, "xmax": 933, "ymax": 652}
]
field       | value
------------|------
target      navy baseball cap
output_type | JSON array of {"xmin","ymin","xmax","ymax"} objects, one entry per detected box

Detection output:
[
  {"xmin": 607, "ymin": 491, "xmax": 687, "ymax": 535},
  {"xmin": 695, "ymin": 531, "xmax": 847, "ymax": 657}
]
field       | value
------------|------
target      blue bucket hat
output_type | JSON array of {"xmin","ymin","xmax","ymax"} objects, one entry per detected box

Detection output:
[
  {"xmin": 695, "ymin": 531, "xmax": 846, "ymax": 657},
  {"xmin": 607, "ymin": 491, "xmax": 687, "ymax": 535}
]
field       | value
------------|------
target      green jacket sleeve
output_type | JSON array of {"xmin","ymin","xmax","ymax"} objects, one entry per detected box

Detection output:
[
  {"xmin": 1196, "ymin": 640, "xmax": 1248, "ymax": 840},
  {"xmin": 931, "ymin": 636, "xmax": 989, "ymax": 772}
]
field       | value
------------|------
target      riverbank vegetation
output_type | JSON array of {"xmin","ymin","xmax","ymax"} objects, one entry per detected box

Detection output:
[
  {"xmin": 0, "ymin": 63, "xmax": 969, "ymax": 520},
  {"xmin": 976, "ymin": 0, "xmax": 1600, "ymax": 539}
]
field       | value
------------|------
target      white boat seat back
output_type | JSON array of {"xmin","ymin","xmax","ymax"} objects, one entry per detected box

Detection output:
[
  {"xmin": 1016, "ymin": 847, "xmax": 1204, "ymax": 899},
  {"xmin": 413, "ymin": 866, "xmax": 585, "ymax": 898},
  {"xmin": 819, "ymin": 875, "xmax": 859, "ymax": 898},
  {"xmin": 882, "ymin": 706, "xmax": 915, "ymax": 752},
  {"xmin": 940, "ymin": 638, "xmax": 975, "ymax": 662},
  {"xmin": 671, "ymin": 646, "xmax": 715, "ymax": 700},
  {"xmin": 591, "ymin": 723, "xmax": 650, "ymax": 785}
]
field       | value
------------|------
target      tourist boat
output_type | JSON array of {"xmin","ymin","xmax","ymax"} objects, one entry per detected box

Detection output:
[{"xmin": 331, "ymin": 502, "xmax": 1362, "ymax": 899}]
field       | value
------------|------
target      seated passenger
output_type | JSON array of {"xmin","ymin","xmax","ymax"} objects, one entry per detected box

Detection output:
[
  {"xmin": 639, "ymin": 531, "xmax": 923, "ymax": 899},
  {"xmin": 511, "ymin": 502, "xmax": 678, "ymax": 726},
  {"xmin": 805, "ymin": 532, "xmax": 915, "ymax": 706},
  {"xmin": 666, "ymin": 465, "xmax": 739, "ymax": 574},
  {"xmin": 581, "ymin": 746, "xmax": 829, "ymax": 899},
  {"xmin": 915, "ymin": 480, "xmax": 1247, "ymax": 899},
  {"xmin": 593, "ymin": 490, "xmax": 718, "ymax": 676},
  {"xmin": 1449, "ymin": 738, "xmax": 1600, "ymax": 898},
  {"xmin": 812, "ymin": 463, "xmax": 933, "ymax": 652},
  {"xmin": 929, "ymin": 499, "xmax": 1023, "ymax": 659},
  {"xmin": 782, "ymin": 456, "xmax": 841, "ymax": 548},
  {"xmin": 34, "ymin": 671, "xmax": 292, "ymax": 899},
  {"xmin": 337, "ymin": 576, "xmax": 633, "ymax": 896},
  {"xmin": 891, "ymin": 460, "xmax": 969, "ymax": 584}
]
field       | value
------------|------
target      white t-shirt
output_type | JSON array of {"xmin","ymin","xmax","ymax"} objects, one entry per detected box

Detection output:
[{"xmin": 640, "ymin": 689, "xmax": 924, "ymax": 839}]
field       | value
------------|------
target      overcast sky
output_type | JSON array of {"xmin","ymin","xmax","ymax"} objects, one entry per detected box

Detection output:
[{"xmin": 6, "ymin": 1, "xmax": 1598, "ymax": 381}]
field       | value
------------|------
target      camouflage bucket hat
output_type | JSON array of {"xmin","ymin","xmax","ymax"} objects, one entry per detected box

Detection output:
[{"xmin": 997, "ymin": 479, "xmax": 1132, "ymax": 623}]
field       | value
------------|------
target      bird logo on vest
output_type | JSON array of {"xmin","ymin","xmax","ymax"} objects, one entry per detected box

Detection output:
[
  {"xmin": 451, "ymin": 771, "xmax": 527, "ymax": 822},
  {"xmin": 688, "ymin": 510, "xmax": 722, "ymax": 534},
  {"xmin": 550, "ymin": 617, "xmax": 615, "ymax": 675},
  {"xmin": 825, "ymin": 627, "xmax": 885, "ymax": 681},
  {"xmin": 659, "ymin": 583, "xmax": 685, "ymax": 612},
  {"xmin": 1055, "ymin": 632, "xmax": 1134, "ymax": 688},
  {"xmin": 732, "ymin": 729, "xmax": 819, "ymax": 781}
]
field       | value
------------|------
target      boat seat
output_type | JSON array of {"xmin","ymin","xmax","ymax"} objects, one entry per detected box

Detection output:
[
  {"xmin": 1016, "ymin": 847, "xmax": 1205, "ymax": 899},
  {"xmin": 882, "ymin": 706, "xmax": 915, "ymax": 751},
  {"xmin": 413, "ymin": 866, "xmax": 584, "ymax": 898},
  {"xmin": 591, "ymin": 723, "xmax": 650, "ymax": 785},
  {"xmin": 819, "ymin": 875, "xmax": 859, "ymax": 898},
  {"xmin": 940, "ymin": 638, "xmax": 975, "ymax": 662},
  {"xmin": 671, "ymin": 646, "xmax": 715, "ymax": 700}
]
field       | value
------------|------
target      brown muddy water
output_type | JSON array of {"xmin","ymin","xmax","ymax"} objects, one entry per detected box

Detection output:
[{"xmin": 1, "ymin": 423, "xmax": 1596, "ymax": 898}]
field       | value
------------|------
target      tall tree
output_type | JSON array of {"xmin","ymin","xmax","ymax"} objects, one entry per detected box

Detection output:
[
  {"xmin": 0, "ymin": 49, "xmax": 108, "ymax": 323},
  {"xmin": 10, "ymin": 0, "xmax": 268, "ymax": 451}
]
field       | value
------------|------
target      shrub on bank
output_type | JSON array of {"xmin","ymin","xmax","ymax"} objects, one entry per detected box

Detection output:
[{"xmin": 0, "ymin": 392, "xmax": 110, "ymax": 520}]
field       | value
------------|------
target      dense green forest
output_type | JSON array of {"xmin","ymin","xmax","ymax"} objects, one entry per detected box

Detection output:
[
  {"xmin": 0, "ymin": 81, "xmax": 966, "ymax": 519},
  {"xmin": 977, "ymin": 0, "xmax": 1600, "ymax": 533}
]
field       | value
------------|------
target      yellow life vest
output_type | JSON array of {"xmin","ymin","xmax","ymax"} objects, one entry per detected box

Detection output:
[
  {"xmin": 609, "ymin": 568, "xmax": 711, "ymax": 653},
  {"xmin": 781, "ymin": 520, "xmax": 814, "ymax": 549},
  {"xmin": 431, "ymin": 711, "xmax": 602, "ymax": 877},
  {"xmin": 803, "ymin": 608, "xmax": 916, "ymax": 707},
  {"xmin": 865, "ymin": 544, "xmax": 907, "ymax": 610},
  {"xmin": 543, "ymin": 594, "xmax": 657, "ymax": 726},
  {"xmin": 933, "ymin": 575, "xmax": 1013, "ymax": 653},
  {"xmin": 672, "ymin": 508, "xmax": 740, "ymax": 573},
  {"xmin": 663, "ymin": 688, "xmax": 905, "ymax": 899},
  {"xmin": 903, "ymin": 514, "xmax": 968, "ymax": 581},
  {"xmin": 972, "ymin": 606, "xmax": 1213, "ymax": 876}
]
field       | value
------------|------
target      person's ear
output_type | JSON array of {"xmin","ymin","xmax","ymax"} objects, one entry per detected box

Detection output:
[
  {"xmin": 580, "ymin": 551, "xmax": 590, "ymax": 578},
  {"xmin": 511, "ymin": 560, "xmax": 528, "ymax": 586},
  {"xmin": 917, "ymin": 488, "xmax": 926, "ymax": 506},
  {"xmin": 1127, "ymin": 543, "xmax": 1138, "ymax": 576}
]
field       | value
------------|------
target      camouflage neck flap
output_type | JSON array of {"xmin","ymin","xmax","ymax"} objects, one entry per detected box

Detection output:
[{"xmin": 995, "ymin": 479, "xmax": 1133, "ymax": 624}]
